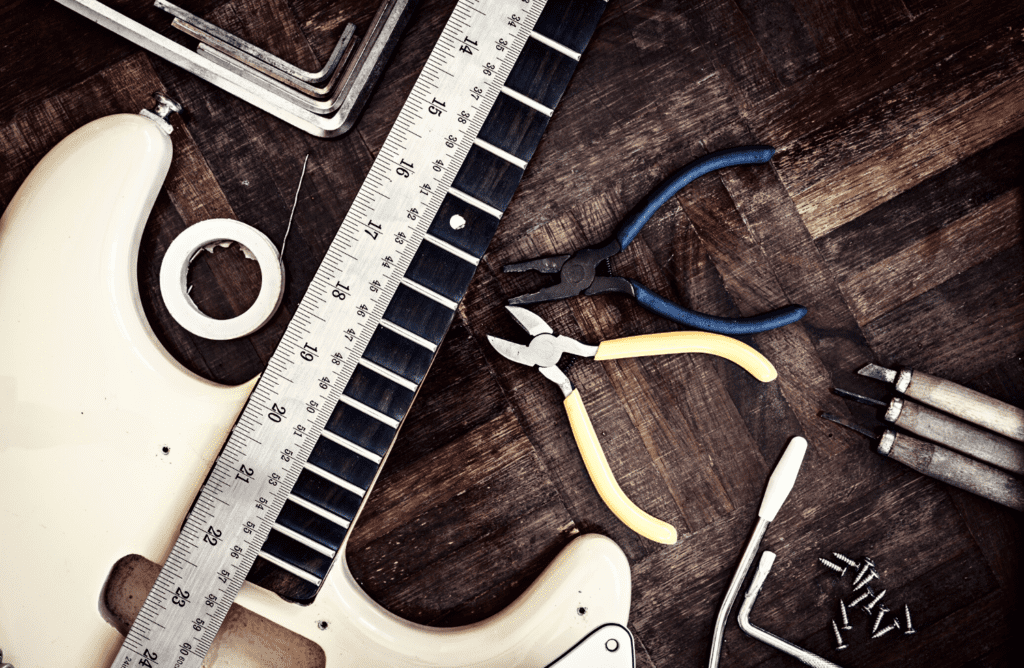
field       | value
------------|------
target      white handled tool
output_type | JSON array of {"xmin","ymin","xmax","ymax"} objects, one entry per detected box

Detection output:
[{"xmin": 707, "ymin": 436, "xmax": 807, "ymax": 668}]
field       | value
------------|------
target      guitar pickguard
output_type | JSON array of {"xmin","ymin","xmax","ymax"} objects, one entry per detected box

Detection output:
[{"xmin": 0, "ymin": 112, "xmax": 631, "ymax": 667}]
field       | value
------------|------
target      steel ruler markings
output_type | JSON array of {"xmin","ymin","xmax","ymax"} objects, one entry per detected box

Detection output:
[
  {"xmin": 109, "ymin": 2, "xmax": 549, "ymax": 668},
  {"xmin": 257, "ymin": 3, "xmax": 592, "ymax": 596}
]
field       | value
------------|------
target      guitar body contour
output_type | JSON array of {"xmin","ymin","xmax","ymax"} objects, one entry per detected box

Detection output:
[{"xmin": 0, "ymin": 115, "xmax": 631, "ymax": 667}]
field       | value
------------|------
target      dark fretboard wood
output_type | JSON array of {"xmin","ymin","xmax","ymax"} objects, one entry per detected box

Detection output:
[{"xmin": 244, "ymin": 0, "xmax": 608, "ymax": 603}]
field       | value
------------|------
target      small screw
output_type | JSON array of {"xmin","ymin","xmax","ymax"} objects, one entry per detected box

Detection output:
[
  {"xmin": 833, "ymin": 552, "xmax": 859, "ymax": 568},
  {"xmin": 853, "ymin": 569, "xmax": 878, "ymax": 590},
  {"xmin": 863, "ymin": 588, "xmax": 887, "ymax": 614},
  {"xmin": 839, "ymin": 600, "xmax": 852, "ymax": 630},
  {"xmin": 849, "ymin": 587, "xmax": 873, "ymax": 608},
  {"xmin": 819, "ymin": 557, "xmax": 848, "ymax": 577},
  {"xmin": 871, "ymin": 605, "xmax": 890, "ymax": 635},
  {"xmin": 904, "ymin": 604, "xmax": 916, "ymax": 635},
  {"xmin": 872, "ymin": 618, "xmax": 901, "ymax": 639},
  {"xmin": 851, "ymin": 562, "xmax": 871, "ymax": 586},
  {"xmin": 831, "ymin": 620, "xmax": 848, "ymax": 650}
]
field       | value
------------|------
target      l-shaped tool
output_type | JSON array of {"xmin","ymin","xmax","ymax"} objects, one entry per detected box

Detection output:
[
  {"xmin": 488, "ymin": 305, "xmax": 778, "ymax": 543},
  {"xmin": 707, "ymin": 436, "xmax": 806, "ymax": 668},
  {"xmin": 504, "ymin": 146, "xmax": 807, "ymax": 334},
  {"xmin": 739, "ymin": 552, "xmax": 844, "ymax": 668}
]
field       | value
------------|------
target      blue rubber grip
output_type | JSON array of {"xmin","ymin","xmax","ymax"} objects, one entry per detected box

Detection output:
[
  {"xmin": 633, "ymin": 282, "xmax": 807, "ymax": 335},
  {"xmin": 616, "ymin": 145, "xmax": 775, "ymax": 250}
]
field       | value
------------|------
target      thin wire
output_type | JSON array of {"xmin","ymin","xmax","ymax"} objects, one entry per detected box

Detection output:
[{"xmin": 280, "ymin": 153, "xmax": 309, "ymax": 257}]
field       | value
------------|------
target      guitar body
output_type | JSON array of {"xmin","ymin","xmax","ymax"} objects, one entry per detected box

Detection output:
[{"xmin": 0, "ymin": 115, "xmax": 631, "ymax": 667}]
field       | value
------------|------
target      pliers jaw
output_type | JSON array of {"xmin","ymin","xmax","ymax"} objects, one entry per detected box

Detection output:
[
  {"xmin": 585, "ymin": 275, "xmax": 634, "ymax": 298},
  {"xmin": 504, "ymin": 239, "xmax": 621, "ymax": 305},
  {"xmin": 499, "ymin": 146, "xmax": 808, "ymax": 335},
  {"xmin": 486, "ymin": 306, "xmax": 599, "ymax": 396},
  {"xmin": 485, "ymin": 332, "xmax": 585, "ymax": 397}
]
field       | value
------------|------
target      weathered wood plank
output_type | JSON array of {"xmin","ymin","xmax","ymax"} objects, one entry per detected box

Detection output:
[
  {"xmin": 346, "ymin": 412, "xmax": 578, "ymax": 624},
  {"xmin": 2, "ymin": 1, "xmax": 1023, "ymax": 666},
  {"xmin": 863, "ymin": 245, "xmax": 1024, "ymax": 378},
  {"xmin": 817, "ymin": 129, "xmax": 1024, "ymax": 276},
  {"xmin": 781, "ymin": 15, "xmax": 1024, "ymax": 195},
  {"xmin": 680, "ymin": 0, "xmax": 782, "ymax": 110},
  {"xmin": 749, "ymin": 0, "xmax": 1016, "ymax": 145},
  {"xmin": 733, "ymin": 0, "xmax": 821, "ymax": 86},
  {"xmin": 783, "ymin": 21, "xmax": 1024, "ymax": 236},
  {"xmin": 838, "ymin": 189, "xmax": 1021, "ymax": 326}
]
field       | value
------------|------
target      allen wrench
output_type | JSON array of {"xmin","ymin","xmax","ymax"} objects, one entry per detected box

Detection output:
[
  {"xmin": 193, "ymin": 38, "xmax": 350, "ymax": 102},
  {"xmin": 156, "ymin": 0, "xmax": 356, "ymax": 95},
  {"xmin": 196, "ymin": 42, "xmax": 363, "ymax": 115},
  {"xmin": 56, "ymin": 0, "xmax": 418, "ymax": 138},
  {"xmin": 187, "ymin": 0, "xmax": 411, "ymax": 116},
  {"xmin": 738, "ymin": 552, "xmax": 845, "ymax": 668}
]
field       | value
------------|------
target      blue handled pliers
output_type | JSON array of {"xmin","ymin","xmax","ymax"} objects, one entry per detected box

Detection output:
[{"xmin": 504, "ymin": 146, "xmax": 807, "ymax": 335}]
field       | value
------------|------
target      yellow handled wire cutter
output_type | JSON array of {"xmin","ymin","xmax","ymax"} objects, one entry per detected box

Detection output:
[{"xmin": 487, "ymin": 306, "xmax": 778, "ymax": 544}]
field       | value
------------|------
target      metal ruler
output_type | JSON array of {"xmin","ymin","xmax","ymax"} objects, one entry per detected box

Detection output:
[{"xmin": 107, "ymin": 1, "xmax": 595, "ymax": 667}]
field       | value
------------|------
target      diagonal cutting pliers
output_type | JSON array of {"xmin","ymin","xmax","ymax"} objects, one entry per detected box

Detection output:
[
  {"xmin": 504, "ymin": 146, "xmax": 807, "ymax": 335},
  {"xmin": 487, "ymin": 305, "xmax": 778, "ymax": 544}
]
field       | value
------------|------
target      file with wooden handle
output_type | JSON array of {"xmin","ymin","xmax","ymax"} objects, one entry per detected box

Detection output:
[
  {"xmin": 887, "ymin": 398, "xmax": 1024, "ymax": 475},
  {"xmin": 834, "ymin": 388, "xmax": 1024, "ymax": 475},
  {"xmin": 859, "ymin": 363, "xmax": 1024, "ymax": 442},
  {"xmin": 821, "ymin": 413, "xmax": 1024, "ymax": 512},
  {"xmin": 877, "ymin": 429, "xmax": 1024, "ymax": 512}
]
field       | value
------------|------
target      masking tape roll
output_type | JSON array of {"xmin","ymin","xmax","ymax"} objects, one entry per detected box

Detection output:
[{"xmin": 159, "ymin": 218, "xmax": 285, "ymax": 340}]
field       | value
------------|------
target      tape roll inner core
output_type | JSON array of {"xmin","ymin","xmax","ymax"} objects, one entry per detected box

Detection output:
[{"xmin": 159, "ymin": 218, "xmax": 285, "ymax": 340}]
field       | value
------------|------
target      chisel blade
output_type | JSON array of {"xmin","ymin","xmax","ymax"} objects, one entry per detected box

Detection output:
[
  {"xmin": 858, "ymin": 363, "xmax": 898, "ymax": 384},
  {"xmin": 833, "ymin": 387, "xmax": 888, "ymax": 408},
  {"xmin": 819, "ymin": 412, "xmax": 879, "ymax": 440}
]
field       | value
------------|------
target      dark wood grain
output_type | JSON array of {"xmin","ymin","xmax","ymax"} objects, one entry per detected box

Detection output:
[{"xmin": 2, "ymin": 0, "xmax": 1022, "ymax": 667}]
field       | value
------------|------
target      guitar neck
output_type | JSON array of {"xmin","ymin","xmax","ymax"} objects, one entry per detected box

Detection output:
[{"xmin": 245, "ymin": 0, "xmax": 608, "ymax": 603}]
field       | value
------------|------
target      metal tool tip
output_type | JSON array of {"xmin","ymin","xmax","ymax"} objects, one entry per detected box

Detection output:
[
  {"xmin": 504, "ymin": 305, "xmax": 553, "ymax": 336},
  {"xmin": 858, "ymin": 363, "xmax": 897, "ymax": 383},
  {"xmin": 502, "ymin": 254, "xmax": 569, "ymax": 274},
  {"xmin": 819, "ymin": 412, "xmax": 878, "ymax": 440},
  {"xmin": 486, "ymin": 334, "xmax": 526, "ymax": 364},
  {"xmin": 833, "ymin": 387, "xmax": 888, "ymax": 408}
]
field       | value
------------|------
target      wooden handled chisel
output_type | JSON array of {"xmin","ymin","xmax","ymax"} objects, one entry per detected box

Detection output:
[
  {"xmin": 821, "ymin": 413, "xmax": 1024, "ymax": 511},
  {"xmin": 834, "ymin": 388, "xmax": 1024, "ymax": 475},
  {"xmin": 859, "ymin": 363, "xmax": 1024, "ymax": 442}
]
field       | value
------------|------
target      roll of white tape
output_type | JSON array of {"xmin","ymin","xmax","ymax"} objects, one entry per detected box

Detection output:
[{"xmin": 159, "ymin": 218, "xmax": 285, "ymax": 340}]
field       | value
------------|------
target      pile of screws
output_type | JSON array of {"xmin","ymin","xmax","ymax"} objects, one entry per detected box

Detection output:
[{"xmin": 818, "ymin": 552, "xmax": 915, "ymax": 651}]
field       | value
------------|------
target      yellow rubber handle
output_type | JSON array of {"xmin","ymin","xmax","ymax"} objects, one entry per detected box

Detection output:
[
  {"xmin": 594, "ymin": 331, "xmax": 777, "ymax": 382},
  {"xmin": 563, "ymin": 389, "xmax": 679, "ymax": 544}
]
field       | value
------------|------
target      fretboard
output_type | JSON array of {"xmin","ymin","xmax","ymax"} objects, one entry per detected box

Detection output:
[{"xmin": 244, "ymin": 0, "xmax": 608, "ymax": 603}]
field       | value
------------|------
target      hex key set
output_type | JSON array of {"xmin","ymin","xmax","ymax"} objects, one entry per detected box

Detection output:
[{"xmin": 56, "ymin": 0, "xmax": 418, "ymax": 137}]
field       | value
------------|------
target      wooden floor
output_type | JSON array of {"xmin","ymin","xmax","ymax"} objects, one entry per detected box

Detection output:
[{"xmin": 2, "ymin": 0, "xmax": 1022, "ymax": 666}]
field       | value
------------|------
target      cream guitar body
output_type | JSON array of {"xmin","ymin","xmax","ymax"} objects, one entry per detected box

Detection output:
[{"xmin": 0, "ymin": 114, "xmax": 632, "ymax": 667}]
